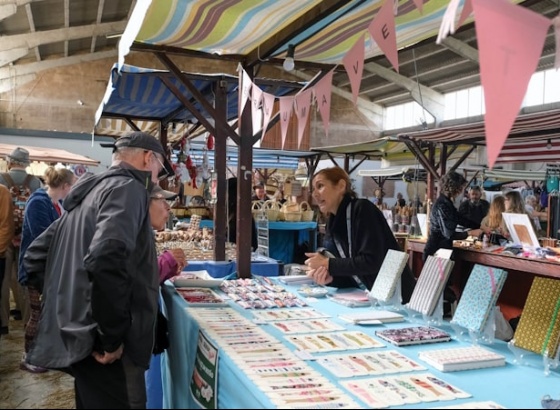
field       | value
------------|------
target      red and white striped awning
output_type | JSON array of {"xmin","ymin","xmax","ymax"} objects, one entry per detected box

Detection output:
[{"xmin": 399, "ymin": 109, "xmax": 560, "ymax": 164}]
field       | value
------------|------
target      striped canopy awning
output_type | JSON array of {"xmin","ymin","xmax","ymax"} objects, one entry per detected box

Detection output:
[
  {"xmin": 120, "ymin": 0, "xmax": 469, "ymax": 67},
  {"xmin": 399, "ymin": 109, "xmax": 560, "ymax": 164},
  {"xmin": 184, "ymin": 142, "xmax": 316, "ymax": 170},
  {"xmin": 94, "ymin": 63, "xmax": 305, "ymax": 143},
  {"xmin": 311, "ymin": 136, "xmax": 472, "ymax": 164},
  {"xmin": 0, "ymin": 143, "xmax": 100, "ymax": 166}
]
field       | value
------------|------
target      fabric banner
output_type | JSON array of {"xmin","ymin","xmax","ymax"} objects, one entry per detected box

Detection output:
[
  {"xmin": 436, "ymin": 0, "xmax": 461, "ymax": 44},
  {"xmin": 457, "ymin": 0, "xmax": 473, "ymax": 29},
  {"xmin": 251, "ymin": 84, "xmax": 263, "ymax": 131},
  {"xmin": 314, "ymin": 69, "xmax": 334, "ymax": 137},
  {"xmin": 368, "ymin": 0, "xmax": 399, "ymax": 73},
  {"xmin": 473, "ymin": 0, "xmax": 550, "ymax": 168},
  {"xmin": 278, "ymin": 96, "xmax": 294, "ymax": 149},
  {"xmin": 261, "ymin": 92, "xmax": 275, "ymax": 144},
  {"xmin": 295, "ymin": 89, "xmax": 312, "ymax": 149},
  {"xmin": 342, "ymin": 34, "xmax": 365, "ymax": 105},
  {"xmin": 412, "ymin": 0, "xmax": 423, "ymax": 14},
  {"xmin": 239, "ymin": 68, "xmax": 252, "ymax": 117}
]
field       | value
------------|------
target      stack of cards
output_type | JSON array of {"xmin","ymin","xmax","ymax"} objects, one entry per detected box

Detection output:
[{"xmin": 340, "ymin": 373, "xmax": 471, "ymax": 407}]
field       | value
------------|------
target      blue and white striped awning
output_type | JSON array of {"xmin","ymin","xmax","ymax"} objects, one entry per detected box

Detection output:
[
  {"xmin": 179, "ymin": 142, "xmax": 314, "ymax": 170},
  {"xmin": 94, "ymin": 63, "xmax": 306, "ymax": 142}
]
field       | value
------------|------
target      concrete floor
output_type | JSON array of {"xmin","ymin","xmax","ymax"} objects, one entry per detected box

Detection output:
[{"xmin": 0, "ymin": 317, "xmax": 75, "ymax": 409}]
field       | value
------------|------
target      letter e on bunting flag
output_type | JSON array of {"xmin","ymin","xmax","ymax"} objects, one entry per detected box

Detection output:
[
  {"xmin": 261, "ymin": 92, "xmax": 276, "ymax": 144},
  {"xmin": 368, "ymin": 0, "xmax": 399, "ymax": 73},
  {"xmin": 278, "ymin": 96, "xmax": 294, "ymax": 150},
  {"xmin": 472, "ymin": 0, "xmax": 550, "ymax": 169},
  {"xmin": 342, "ymin": 34, "xmax": 365, "ymax": 105},
  {"xmin": 295, "ymin": 89, "xmax": 312, "ymax": 150},
  {"xmin": 314, "ymin": 69, "xmax": 334, "ymax": 137}
]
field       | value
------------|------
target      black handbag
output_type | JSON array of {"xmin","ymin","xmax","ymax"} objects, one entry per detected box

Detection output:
[{"xmin": 152, "ymin": 309, "xmax": 169, "ymax": 355}]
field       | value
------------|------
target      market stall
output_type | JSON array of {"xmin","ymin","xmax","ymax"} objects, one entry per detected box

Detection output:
[
  {"xmin": 407, "ymin": 238, "xmax": 560, "ymax": 320},
  {"xmin": 160, "ymin": 278, "xmax": 560, "ymax": 409}
]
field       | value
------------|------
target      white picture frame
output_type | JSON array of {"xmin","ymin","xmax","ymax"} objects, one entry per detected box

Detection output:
[{"xmin": 502, "ymin": 212, "xmax": 539, "ymax": 248}]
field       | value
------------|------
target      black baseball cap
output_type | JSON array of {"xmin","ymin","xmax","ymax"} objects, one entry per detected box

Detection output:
[{"xmin": 101, "ymin": 131, "xmax": 175, "ymax": 179}]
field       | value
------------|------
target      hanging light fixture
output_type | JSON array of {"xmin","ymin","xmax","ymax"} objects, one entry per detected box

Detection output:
[
  {"xmin": 283, "ymin": 44, "xmax": 295, "ymax": 72},
  {"xmin": 547, "ymin": 139, "xmax": 552, "ymax": 150}
]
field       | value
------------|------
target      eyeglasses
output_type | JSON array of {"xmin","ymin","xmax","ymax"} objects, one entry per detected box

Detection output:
[{"xmin": 151, "ymin": 152, "xmax": 168, "ymax": 181}]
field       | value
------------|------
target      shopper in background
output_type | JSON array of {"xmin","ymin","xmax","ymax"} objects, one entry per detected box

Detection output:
[
  {"xmin": 524, "ymin": 194, "xmax": 545, "ymax": 235},
  {"xmin": 18, "ymin": 166, "xmax": 77, "ymax": 373},
  {"xmin": 24, "ymin": 131, "xmax": 174, "ymax": 409},
  {"xmin": 304, "ymin": 167, "xmax": 416, "ymax": 303},
  {"xmin": 0, "ymin": 147, "xmax": 42, "ymax": 334},
  {"xmin": 423, "ymin": 172, "xmax": 483, "ymax": 260},
  {"xmin": 480, "ymin": 195, "xmax": 510, "ymax": 242},
  {"xmin": 458, "ymin": 185, "xmax": 490, "ymax": 227},
  {"xmin": 251, "ymin": 181, "xmax": 268, "ymax": 202},
  {"xmin": 504, "ymin": 190, "xmax": 529, "ymax": 214},
  {"xmin": 0, "ymin": 185, "xmax": 14, "ymax": 341}
]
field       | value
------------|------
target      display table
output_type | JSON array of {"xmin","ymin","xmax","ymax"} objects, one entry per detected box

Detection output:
[
  {"xmin": 407, "ymin": 238, "xmax": 560, "ymax": 319},
  {"xmin": 184, "ymin": 256, "xmax": 280, "ymax": 277},
  {"xmin": 160, "ymin": 280, "xmax": 560, "ymax": 409},
  {"xmin": 179, "ymin": 219, "xmax": 317, "ymax": 264}
]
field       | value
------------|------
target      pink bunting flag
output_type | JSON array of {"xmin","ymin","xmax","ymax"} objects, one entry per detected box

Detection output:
[
  {"xmin": 472, "ymin": 0, "xmax": 551, "ymax": 169},
  {"xmin": 314, "ymin": 69, "xmax": 334, "ymax": 137},
  {"xmin": 294, "ymin": 89, "xmax": 312, "ymax": 149},
  {"xmin": 368, "ymin": 0, "xmax": 399, "ymax": 72},
  {"xmin": 457, "ymin": 0, "xmax": 473, "ymax": 29},
  {"xmin": 278, "ymin": 96, "xmax": 294, "ymax": 150},
  {"xmin": 412, "ymin": 0, "xmax": 423, "ymax": 14},
  {"xmin": 251, "ymin": 84, "xmax": 263, "ymax": 131},
  {"xmin": 261, "ymin": 92, "xmax": 276, "ymax": 142},
  {"xmin": 553, "ymin": 14, "xmax": 560, "ymax": 70},
  {"xmin": 239, "ymin": 68, "xmax": 252, "ymax": 116},
  {"xmin": 342, "ymin": 34, "xmax": 365, "ymax": 105}
]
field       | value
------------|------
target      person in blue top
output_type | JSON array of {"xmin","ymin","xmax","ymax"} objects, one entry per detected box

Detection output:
[{"xmin": 18, "ymin": 166, "xmax": 77, "ymax": 373}]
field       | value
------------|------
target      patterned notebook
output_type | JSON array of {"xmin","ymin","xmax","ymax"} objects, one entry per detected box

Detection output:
[
  {"xmin": 451, "ymin": 264, "xmax": 508, "ymax": 333},
  {"xmin": 513, "ymin": 277, "xmax": 560, "ymax": 358},
  {"xmin": 375, "ymin": 326, "xmax": 451, "ymax": 346},
  {"xmin": 406, "ymin": 256, "xmax": 454, "ymax": 316},
  {"xmin": 369, "ymin": 249, "xmax": 410, "ymax": 302}
]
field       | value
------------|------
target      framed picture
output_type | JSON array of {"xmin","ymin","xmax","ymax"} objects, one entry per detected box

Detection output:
[{"xmin": 503, "ymin": 213, "xmax": 539, "ymax": 248}]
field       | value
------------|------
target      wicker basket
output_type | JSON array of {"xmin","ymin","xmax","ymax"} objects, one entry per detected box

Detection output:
[
  {"xmin": 281, "ymin": 200, "xmax": 302, "ymax": 222},
  {"xmin": 263, "ymin": 200, "xmax": 280, "ymax": 222},
  {"xmin": 299, "ymin": 201, "xmax": 314, "ymax": 222},
  {"xmin": 252, "ymin": 200, "xmax": 264, "ymax": 219},
  {"xmin": 188, "ymin": 206, "xmax": 209, "ymax": 218}
]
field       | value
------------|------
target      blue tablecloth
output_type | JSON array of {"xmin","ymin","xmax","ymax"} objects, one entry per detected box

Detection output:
[
  {"xmin": 179, "ymin": 219, "xmax": 317, "ymax": 264},
  {"xmin": 160, "ymin": 281, "xmax": 560, "ymax": 409},
  {"xmin": 184, "ymin": 256, "xmax": 279, "ymax": 277}
]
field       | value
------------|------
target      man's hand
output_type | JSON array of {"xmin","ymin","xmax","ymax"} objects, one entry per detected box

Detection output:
[{"xmin": 92, "ymin": 343, "xmax": 124, "ymax": 365}]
